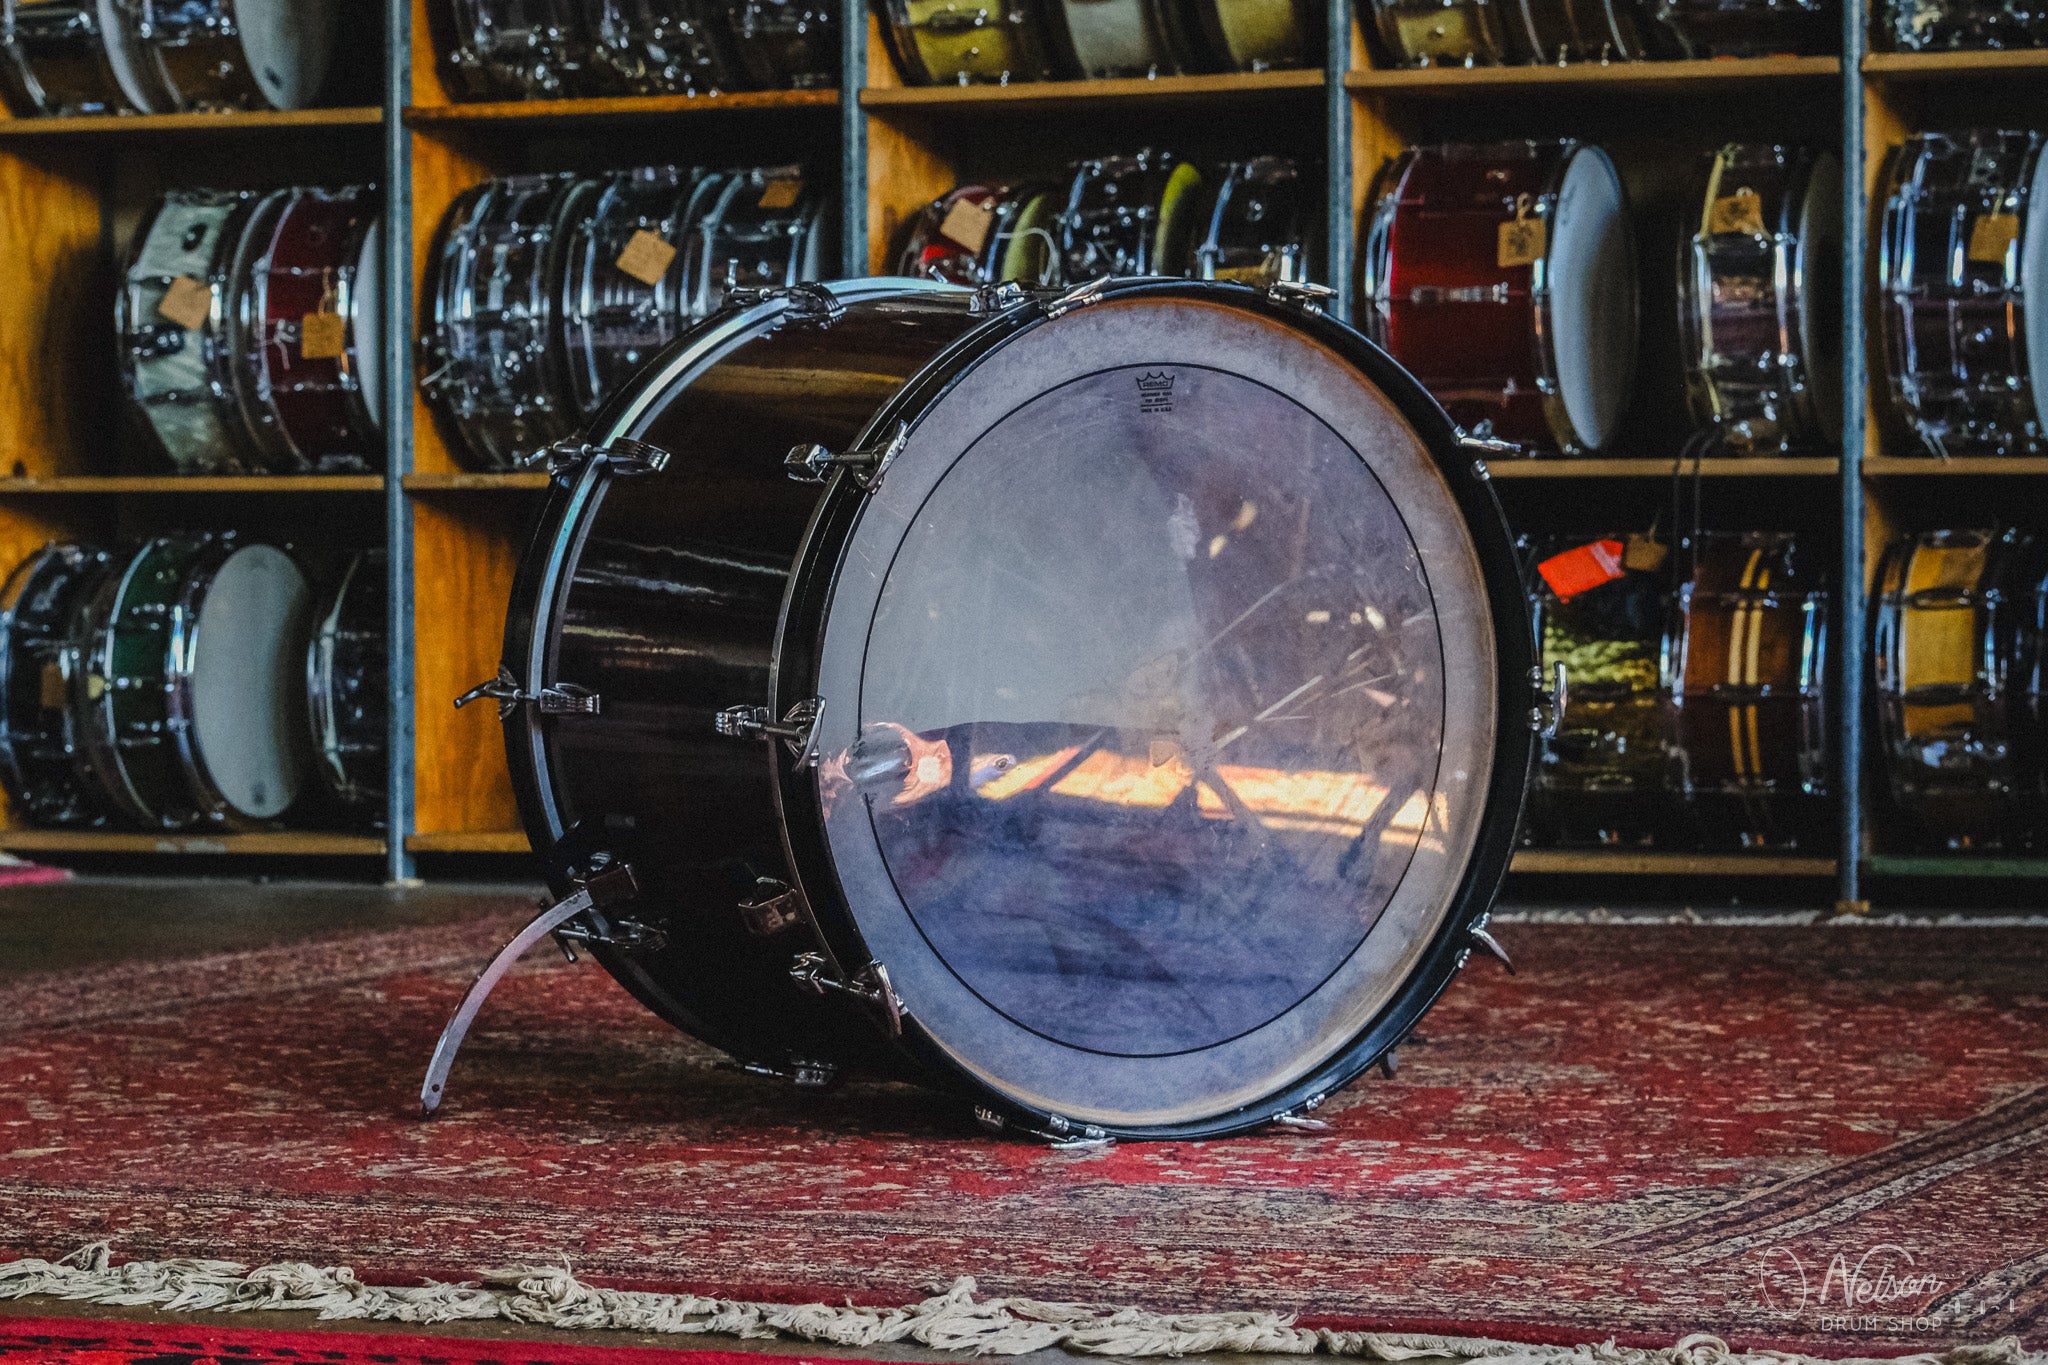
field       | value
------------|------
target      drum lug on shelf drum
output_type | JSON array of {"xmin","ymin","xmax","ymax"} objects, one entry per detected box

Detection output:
[
  {"xmin": 453, "ymin": 664, "xmax": 602, "ymax": 720},
  {"xmin": 785, "ymin": 421, "xmax": 910, "ymax": 490},
  {"xmin": 714, "ymin": 697, "xmax": 825, "ymax": 767},
  {"xmin": 788, "ymin": 951, "xmax": 906, "ymax": 1037},
  {"xmin": 1265, "ymin": 279, "xmax": 1336, "ymax": 314}
]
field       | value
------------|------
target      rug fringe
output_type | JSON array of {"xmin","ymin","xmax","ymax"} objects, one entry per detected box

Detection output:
[{"xmin": 0, "ymin": 1245, "xmax": 2036, "ymax": 1365}]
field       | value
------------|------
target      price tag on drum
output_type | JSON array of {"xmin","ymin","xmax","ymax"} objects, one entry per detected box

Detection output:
[
  {"xmin": 1968, "ymin": 211, "xmax": 2020, "ymax": 264},
  {"xmin": 1497, "ymin": 211, "xmax": 1546, "ymax": 269},
  {"xmin": 39, "ymin": 661, "xmax": 64, "ymax": 711},
  {"xmin": 758, "ymin": 176, "xmax": 804, "ymax": 211},
  {"xmin": 939, "ymin": 197, "xmax": 995, "ymax": 254},
  {"xmin": 1538, "ymin": 539, "xmax": 1627, "ymax": 600},
  {"xmin": 299, "ymin": 310, "xmax": 348, "ymax": 360},
  {"xmin": 615, "ymin": 230, "xmax": 679, "ymax": 286},
  {"xmin": 1708, "ymin": 188, "xmax": 1765, "ymax": 237},
  {"xmin": 1623, "ymin": 533, "xmax": 1669, "ymax": 573},
  {"xmin": 157, "ymin": 275, "xmax": 213, "ymax": 331}
]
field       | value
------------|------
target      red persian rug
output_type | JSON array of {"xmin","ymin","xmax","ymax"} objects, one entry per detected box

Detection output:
[{"xmin": 1, "ymin": 913, "xmax": 2045, "ymax": 1358}]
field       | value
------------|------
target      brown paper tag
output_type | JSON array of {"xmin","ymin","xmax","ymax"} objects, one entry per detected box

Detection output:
[
  {"xmin": 85, "ymin": 673, "xmax": 106, "ymax": 702},
  {"xmin": 158, "ymin": 275, "xmax": 213, "ymax": 331},
  {"xmin": 758, "ymin": 177, "xmax": 803, "ymax": 211},
  {"xmin": 1968, "ymin": 212, "xmax": 2020, "ymax": 264},
  {"xmin": 1498, "ymin": 216, "xmax": 1546, "ymax": 269},
  {"xmin": 39, "ymin": 661, "xmax": 64, "ymax": 711},
  {"xmin": 614, "ymin": 229, "xmax": 678, "ymax": 286},
  {"xmin": 1708, "ymin": 188, "xmax": 1765, "ymax": 237},
  {"xmin": 939, "ymin": 197, "xmax": 995, "ymax": 254},
  {"xmin": 1623, "ymin": 534, "xmax": 1669, "ymax": 573},
  {"xmin": 300, "ymin": 311, "xmax": 347, "ymax": 360}
]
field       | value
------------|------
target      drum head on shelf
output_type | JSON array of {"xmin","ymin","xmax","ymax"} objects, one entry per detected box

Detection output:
[
  {"xmin": 189, "ymin": 544, "xmax": 313, "ymax": 822},
  {"xmin": 1800, "ymin": 151, "xmax": 1844, "ymax": 445},
  {"xmin": 237, "ymin": 0, "xmax": 338, "ymax": 109},
  {"xmin": 1548, "ymin": 147, "xmax": 1635, "ymax": 453},
  {"xmin": 2024, "ymin": 146, "xmax": 2048, "ymax": 437},
  {"xmin": 95, "ymin": 0, "xmax": 165, "ymax": 112},
  {"xmin": 807, "ymin": 294, "xmax": 1504, "ymax": 1129},
  {"xmin": 355, "ymin": 214, "xmax": 386, "ymax": 433}
]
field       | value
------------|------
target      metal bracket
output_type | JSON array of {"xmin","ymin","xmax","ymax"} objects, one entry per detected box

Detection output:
[
  {"xmin": 776, "ymin": 282, "xmax": 846, "ymax": 326},
  {"xmin": 1456, "ymin": 425, "xmax": 1524, "ymax": 479},
  {"xmin": 1379, "ymin": 1049, "xmax": 1400, "ymax": 1079},
  {"xmin": 1265, "ymin": 279, "xmax": 1336, "ymax": 313},
  {"xmin": 714, "ymin": 696, "xmax": 824, "ymax": 767},
  {"xmin": 522, "ymin": 437, "xmax": 673, "ymax": 480},
  {"xmin": 728, "ymin": 1057, "xmax": 842, "ymax": 1089},
  {"xmin": 1470, "ymin": 920, "xmax": 1516, "ymax": 975},
  {"xmin": 420, "ymin": 862, "xmax": 640, "ymax": 1115},
  {"xmin": 785, "ymin": 420, "xmax": 909, "ymax": 490},
  {"xmin": 454, "ymin": 664, "xmax": 601, "ymax": 720},
  {"xmin": 554, "ymin": 915, "xmax": 667, "ymax": 956},
  {"xmin": 1531, "ymin": 661, "xmax": 1568, "ymax": 739},
  {"xmin": 1043, "ymin": 274, "xmax": 1111, "ymax": 319},
  {"xmin": 1270, "ymin": 1091, "xmax": 1330, "ymax": 1131},
  {"xmin": 969, "ymin": 281, "xmax": 1027, "ymax": 314},
  {"xmin": 738, "ymin": 877, "xmax": 810, "ymax": 937},
  {"xmin": 973, "ymin": 1105, "xmax": 1115, "ymax": 1150},
  {"xmin": 789, "ymin": 951, "xmax": 905, "ymax": 1036}
]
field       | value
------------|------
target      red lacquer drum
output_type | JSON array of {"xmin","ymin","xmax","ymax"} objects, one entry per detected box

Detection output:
[
  {"xmin": 1362, "ymin": 140, "xmax": 1639, "ymax": 455},
  {"xmin": 227, "ymin": 184, "xmax": 384, "ymax": 473}
]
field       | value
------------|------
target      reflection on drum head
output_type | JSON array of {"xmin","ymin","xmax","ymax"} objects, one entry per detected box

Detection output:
[
  {"xmin": 849, "ymin": 366, "xmax": 1444, "ymax": 1057},
  {"xmin": 190, "ymin": 545, "xmax": 312, "ymax": 821}
]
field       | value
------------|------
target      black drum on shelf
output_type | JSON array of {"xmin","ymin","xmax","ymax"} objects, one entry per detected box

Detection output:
[
  {"xmin": 727, "ymin": 0, "xmax": 836, "ymax": 88},
  {"xmin": 0, "ymin": 543, "xmax": 113, "ymax": 827},
  {"xmin": 481, "ymin": 277, "xmax": 1534, "ymax": 1139},
  {"xmin": 579, "ymin": 0, "xmax": 743, "ymax": 94},
  {"xmin": 435, "ymin": 0, "xmax": 590, "ymax": 99},
  {"xmin": 1882, "ymin": 0, "xmax": 2046, "ymax": 49},
  {"xmin": 0, "ymin": 0, "xmax": 156, "ymax": 115},
  {"xmin": 1195, "ymin": 156, "xmax": 1310, "ymax": 288},
  {"xmin": 120, "ymin": 0, "xmax": 339, "ymax": 111},
  {"xmin": 1057, "ymin": 150, "xmax": 1207, "ymax": 281},
  {"xmin": 307, "ymin": 549, "xmax": 387, "ymax": 815}
]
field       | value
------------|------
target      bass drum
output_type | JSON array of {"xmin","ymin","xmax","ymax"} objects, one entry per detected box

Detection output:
[
  {"xmin": 687, "ymin": 167, "xmax": 824, "ymax": 318},
  {"xmin": 436, "ymin": 0, "xmax": 589, "ymax": 99},
  {"xmin": 227, "ymin": 184, "xmax": 384, "ymax": 472},
  {"xmin": 1670, "ymin": 532, "xmax": 1828, "ymax": 849},
  {"xmin": 307, "ymin": 548, "xmax": 387, "ymax": 813},
  {"xmin": 122, "ymin": 0, "xmax": 337, "ymax": 110},
  {"xmin": 1363, "ymin": 140, "xmax": 1638, "ymax": 454},
  {"xmin": 560, "ymin": 165, "xmax": 702, "ymax": 421},
  {"xmin": 1880, "ymin": 130, "xmax": 2048, "ymax": 460},
  {"xmin": 580, "ymin": 0, "xmax": 742, "ymax": 94},
  {"xmin": 1057, "ymin": 150, "xmax": 1206, "ymax": 280},
  {"xmin": 1522, "ymin": 538, "xmax": 1675, "ymax": 848},
  {"xmin": 118, "ymin": 188, "xmax": 259, "ymax": 475},
  {"xmin": 0, "ymin": 543, "xmax": 112, "ymax": 827},
  {"xmin": 1875, "ymin": 529, "xmax": 2048, "ymax": 851},
  {"xmin": 1195, "ymin": 156, "xmax": 1309, "ymax": 287},
  {"xmin": 0, "ymin": 0, "xmax": 161, "ymax": 114},
  {"xmin": 421, "ymin": 172, "xmax": 580, "ymax": 470},
  {"xmin": 491, "ymin": 277, "xmax": 1533, "ymax": 1139},
  {"xmin": 1681, "ymin": 143, "xmax": 1841, "ymax": 455},
  {"xmin": 879, "ymin": 0, "xmax": 1059, "ymax": 83}
]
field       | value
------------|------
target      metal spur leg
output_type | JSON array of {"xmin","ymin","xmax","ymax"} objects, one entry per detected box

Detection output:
[{"xmin": 419, "ymin": 863, "xmax": 638, "ymax": 1116}]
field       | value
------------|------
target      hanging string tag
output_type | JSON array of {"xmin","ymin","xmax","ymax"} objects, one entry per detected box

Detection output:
[
  {"xmin": 300, "ymin": 267, "xmax": 347, "ymax": 360},
  {"xmin": 1538, "ymin": 539, "xmax": 1626, "ymax": 600},
  {"xmin": 1497, "ymin": 193, "xmax": 1546, "ymax": 268},
  {"xmin": 758, "ymin": 175, "xmax": 804, "ymax": 210},
  {"xmin": 158, "ymin": 275, "xmax": 213, "ymax": 331},
  {"xmin": 615, "ymin": 230, "xmax": 678, "ymax": 285},
  {"xmin": 1708, "ymin": 186, "xmax": 1765, "ymax": 236},
  {"xmin": 1624, "ymin": 516, "xmax": 1669, "ymax": 572},
  {"xmin": 939, "ymin": 197, "xmax": 995, "ymax": 254}
]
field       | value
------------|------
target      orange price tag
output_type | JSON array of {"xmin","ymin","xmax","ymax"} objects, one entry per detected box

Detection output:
[
  {"xmin": 1968, "ymin": 212, "xmax": 2019, "ymax": 265},
  {"xmin": 614, "ymin": 229, "xmax": 678, "ymax": 286},
  {"xmin": 1708, "ymin": 187, "xmax": 1765, "ymax": 236},
  {"xmin": 39, "ymin": 660, "xmax": 64, "ymax": 711},
  {"xmin": 1623, "ymin": 533, "xmax": 1669, "ymax": 573},
  {"xmin": 1538, "ymin": 540, "xmax": 1627, "ymax": 600},
  {"xmin": 299, "ymin": 311, "xmax": 347, "ymax": 360},
  {"xmin": 938, "ymin": 197, "xmax": 995, "ymax": 254},
  {"xmin": 157, "ymin": 275, "xmax": 213, "ymax": 331},
  {"xmin": 758, "ymin": 177, "xmax": 803, "ymax": 210},
  {"xmin": 1498, "ymin": 215, "xmax": 1546, "ymax": 269}
]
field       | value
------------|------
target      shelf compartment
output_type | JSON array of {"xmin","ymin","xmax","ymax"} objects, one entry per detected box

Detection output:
[
  {"xmin": 864, "ymin": 69, "xmax": 1323, "ymax": 111},
  {"xmin": 1346, "ymin": 56, "xmax": 1838, "ymax": 94},
  {"xmin": 0, "ymin": 475, "xmax": 384, "ymax": 494},
  {"xmin": 1512, "ymin": 850, "xmax": 1837, "ymax": 875},
  {"xmin": 0, "ymin": 107, "xmax": 382, "ymax": 137},
  {"xmin": 407, "ymin": 830, "xmax": 532, "ymax": 854},
  {"xmin": 1486, "ymin": 457, "xmax": 1840, "ymax": 479},
  {"xmin": 406, "ymin": 90, "xmax": 838, "ymax": 126},
  {"xmin": 0, "ymin": 829, "xmax": 385, "ymax": 855}
]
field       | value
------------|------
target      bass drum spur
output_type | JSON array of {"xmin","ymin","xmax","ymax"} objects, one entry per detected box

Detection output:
[{"xmin": 466, "ymin": 277, "xmax": 1535, "ymax": 1139}]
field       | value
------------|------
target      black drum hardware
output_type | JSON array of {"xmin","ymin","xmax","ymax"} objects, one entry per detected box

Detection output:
[{"xmin": 0, "ymin": 539, "xmax": 386, "ymax": 831}]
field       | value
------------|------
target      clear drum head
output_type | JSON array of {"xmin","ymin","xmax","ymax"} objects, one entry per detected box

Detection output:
[
  {"xmin": 189, "ymin": 544, "xmax": 312, "ymax": 821},
  {"xmin": 236, "ymin": 0, "xmax": 337, "ymax": 108},
  {"xmin": 811, "ymin": 296, "xmax": 1500, "ymax": 1128},
  {"xmin": 1547, "ymin": 146, "xmax": 1636, "ymax": 453},
  {"xmin": 2024, "ymin": 145, "xmax": 2048, "ymax": 436},
  {"xmin": 354, "ymin": 213, "xmax": 386, "ymax": 433}
]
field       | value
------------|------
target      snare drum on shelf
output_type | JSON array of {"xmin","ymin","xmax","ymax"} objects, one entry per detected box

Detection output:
[
  {"xmin": 728, "ymin": 0, "xmax": 836, "ymax": 88},
  {"xmin": 0, "ymin": 543, "xmax": 114, "ymax": 828},
  {"xmin": 1875, "ymin": 529, "xmax": 2048, "ymax": 852},
  {"xmin": 1670, "ymin": 532, "xmax": 1829, "ymax": 849},
  {"xmin": 559, "ymin": 165, "xmax": 703, "ymax": 420},
  {"xmin": 307, "ymin": 549, "xmax": 387, "ymax": 815},
  {"xmin": 1041, "ymin": 0, "xmax": 1185, "ymax": 76},
  {"xmin": 1362, "ymin": 140, "xmax": 1638, "ymax": 455},
  {"xmin": 898, "ymin": 184, "xmax": 1010, "ymax": 284},
  {"xmin": 579, "ymin": 0, "xmax": 742, "ymax": 93},
  {"xmin": 1057, "ymin": 150, "xmax": 1207, "ymax": 280},
  {"xmin": 118, "ymin": 188, "xmax": 262, "ymax": 475},
  {"xmin": 1185, "ymin": 0, "xmax": 1313, "ymax": 69},
  {"xmin": 119, "ymin": 0, "xmax": 337, "ymax": 111},
  {"xmin": 688, "ymin": 167, "xmax": 825, "ymax": 318},
  {"xmin": 1883, "ymin": 0, "xmax": 2047, "ymax": 49},
  {"xmin": 436, "ymin": 0, "xmax": 590, "ymax": 99},
  {"xmin": 879, "ymin": 0, "xmax": 1060, "ymax": 83},
  {"xmin": 1644, "ymin": 0, "xmax": 1833, "ymax": 55},
  {"xmin": 1681, "ymin": 144, "xmax": 1842, "ymax": 456},
  {"xmin": 1195, "ymin": 157, "xmax": 1309, "ymax": 288},
  {"xmin": 1881, "ymin": 130, "xmax": 2048, "ymax": 460},
  {"xmin": 0, "ymin": 0, "xmax": 160, "ymax": 114}
]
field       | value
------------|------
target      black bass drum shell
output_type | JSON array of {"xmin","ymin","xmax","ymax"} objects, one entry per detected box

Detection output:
[{"xmin": 500, "ymin": 278, "xmax": 1533, "ymax": 1139}]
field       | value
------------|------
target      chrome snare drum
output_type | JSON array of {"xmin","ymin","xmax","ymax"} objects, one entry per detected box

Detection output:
[
  {"xmin": 123, "ymin": 0, "xmax": 337, "ymax": 110},
  {"xmin": 465, "ymin": 277, "xmax": 1533, "ymax": 1139},
  {"xmin": 1196, "ymin": 156, "xmax": 1309, "ymax": 287},
  {"xmin": 560, "ymin": 165, "xmax": 702, "ymax": 420},
  {"xmin": 307, "ymin": 548, "xmax": 386, "ymax": 814},
  {"xmin": 0, "ymin": 542, "xmax": 112, "ymax": 826},
  {"xmin": 580, "ymin": 0, "xmax": 741, "ymax": 93},
  {"xmin": 437, "ymin": 0, "xmax": 589, "ymax": 99},
  {"xmin": 1682, "ymin": 143, "xmax": 1842, "ymax": 455},
  {"xmin": 0, "ymin": 0, "xmax": 158, "ymax": 114},
  {"xmin": 1057, "ymin": 150, "xmax": 1206, "ymax": 280},
  {"xmin": 1881, "ymin": 130, "xmax": 2048, "ymax": 459},
  {"xmin": 728, "ymin": 0, "xmax": 836, "ymax": 87},
  {"xmin": 118, "ymin": 188, "xmax": 259, "ymax": 474},
  {"xmin": 688, "ymin": 166, "xmax": 825, "ymax": 318}
]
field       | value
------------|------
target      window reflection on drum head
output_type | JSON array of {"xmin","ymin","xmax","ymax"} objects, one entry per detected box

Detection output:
[{"xmin": 851, "ymin": 368, "xmax": 1444, "ymax": 1058}]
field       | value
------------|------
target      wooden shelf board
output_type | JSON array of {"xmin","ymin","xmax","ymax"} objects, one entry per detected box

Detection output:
[
  {"xmin": 0, "ymin": 829, "xmax": 385, "ymax": 855},
  {"xmin": 1866, "ymin": 854, "xmax": 2048, "ymax": 878},
  {"xmin": 1864, "ymin": 49, "xmax": 2048, "ymax": 77},
  {"xmin": 1863, "ymin": 456, "xmax": 2048, "ymax": 476},
  {"xmin": 402, "ymin": 471, "xmax": 550, "ymax": 491},
  {"xmin": 1346, "ymin": 56, "xmax": 1838, "ymax": 92},
  {"xmin": 407, "ymin": 830, "xmax": 532, "ymax": 854},
  {"xmin": 0, "ymin": 475, "xmax": 384, "ymax": 494},
  {"xmin": 406, "ymin": 90, "xmax": 838, "ymax": 125},
  {"xmin": 864, "ymin": 69, "xmax": 1323, "ymax": 110},
  {"xmin": 0, "ymin": 107, "xmax": 381, "ymax": 136},
  {"xmin": 1487, "ymin": 457, "xmax": 1839, "ymax": 479},
  {"xmin": 1512, "ymin": 849, "xmax": 1837, "ymax": 875}
]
